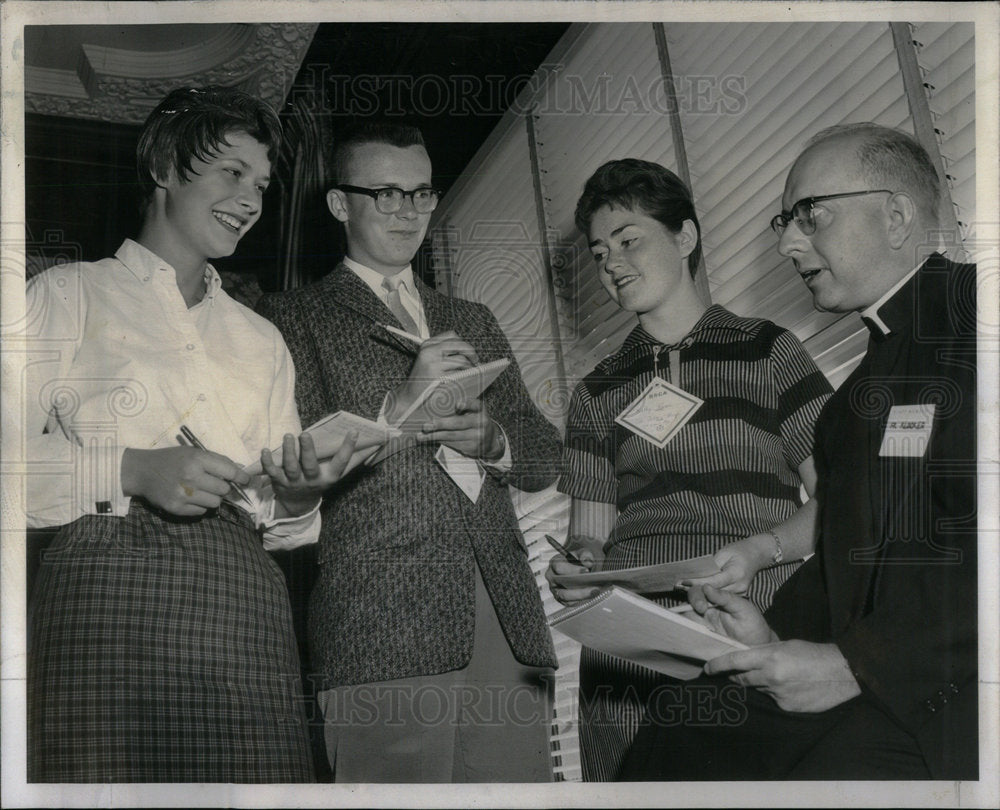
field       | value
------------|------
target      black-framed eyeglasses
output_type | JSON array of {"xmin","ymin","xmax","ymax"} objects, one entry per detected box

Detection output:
[
  {"xmin": 770, "ymin": 189, "xmax": 894, "ymax": 236},
  {"xmin": 336, "ymin": 184, "xmax": 440, "ymax": 214}
]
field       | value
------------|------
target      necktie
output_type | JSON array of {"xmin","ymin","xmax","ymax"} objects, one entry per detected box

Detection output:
[{"xmin": 382, "ymin": 275, "xmax": 420, "ymax": 335}]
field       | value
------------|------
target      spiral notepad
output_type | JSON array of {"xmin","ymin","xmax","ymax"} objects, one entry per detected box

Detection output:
[
  {"xmin": 549, "ymin": 586, "xmax": 747, "ymax": 680},
  {"xmin": 368, "ymin": 358, "xmax": 510, "ymax": 463}
]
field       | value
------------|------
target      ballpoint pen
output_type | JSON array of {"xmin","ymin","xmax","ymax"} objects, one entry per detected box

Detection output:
[
  {"xmin": 178, "ymin": 424, "xmax": 253, "ymax": 508},
  {"xmin": 545, "ymin": 534, "xmax": 585, "ymax": 567}
]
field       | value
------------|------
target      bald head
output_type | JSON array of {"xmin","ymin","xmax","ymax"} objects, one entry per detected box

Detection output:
[
  {"xmin": 777, "ymin": 125, "xmax": 939, "ymax": 313},
  {"xmin": 794, "ymin": 124, "xmax": 941, "ymax": 229}
]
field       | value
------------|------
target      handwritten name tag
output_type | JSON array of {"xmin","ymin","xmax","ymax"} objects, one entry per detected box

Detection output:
[
  {"xmin": 615, "ymin": 377, "xmax": 703, "ymax": 448},
  {"xmin": 878, "ymin": 404, "xmax": 936, "ymax": 457}
]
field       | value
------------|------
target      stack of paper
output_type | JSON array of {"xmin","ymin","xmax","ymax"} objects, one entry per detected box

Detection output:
[{"xmin": 548, "ymin": 585, "xmax": 746, "ymax": 680}]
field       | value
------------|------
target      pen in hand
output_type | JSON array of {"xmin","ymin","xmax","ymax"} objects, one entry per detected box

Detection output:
[
  {"xmin": 178, "ymin": 424, "xmax": 253, "ymax": 508},
  {"xmin": 545, "ymin": 534, "xmax": 585, "ymax": 567}
]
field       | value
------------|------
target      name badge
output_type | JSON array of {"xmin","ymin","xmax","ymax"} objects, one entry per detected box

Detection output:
[
  {"xmin": 615, "ymin": 377, "xmax": 703, "ymax": 448},
  {"xmin": 878, "ymin": 404, "xmax": 936, "ymax": 457}
]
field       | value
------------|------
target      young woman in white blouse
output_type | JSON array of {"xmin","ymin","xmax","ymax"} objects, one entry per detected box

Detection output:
[{"xmin": 25, "ymin": 86, "xmax": 365, "ymax": 782}]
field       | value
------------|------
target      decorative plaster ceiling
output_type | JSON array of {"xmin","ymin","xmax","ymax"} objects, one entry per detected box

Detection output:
[{"xmin": 24, "ymin": 23, "xmax": 318, "ymax": 124}]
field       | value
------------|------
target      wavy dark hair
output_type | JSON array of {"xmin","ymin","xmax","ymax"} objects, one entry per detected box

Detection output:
[
  {"xmin": 575, "ymin": 158, "xmax": 702, "ymax": 278},
  {"xmin": 136, "ymin": 85, "xmax": 282, "ymax": 209}
]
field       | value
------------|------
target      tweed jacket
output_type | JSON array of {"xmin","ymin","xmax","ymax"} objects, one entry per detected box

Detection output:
[
  {"xmin": 766, "ymin": 255, "xmax": 978, "ymax": 778},
  {"xmin": 257, "ymin": 264, "xmax": 561, "ymax": 686}
]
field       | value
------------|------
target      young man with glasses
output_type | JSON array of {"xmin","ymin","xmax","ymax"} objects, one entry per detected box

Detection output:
[
  {"xmin": 620, "ymin": 123, "xmax": 977, "ymax": 780},
  {"xmin": 256, "ymin": 121, "xmax": 561, "ymax": 783}
]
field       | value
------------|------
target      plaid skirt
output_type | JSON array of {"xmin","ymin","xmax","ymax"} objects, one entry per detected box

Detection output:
[{"xmin": 28, "ymin": 500, "xmax": 314, "ymax": 782}]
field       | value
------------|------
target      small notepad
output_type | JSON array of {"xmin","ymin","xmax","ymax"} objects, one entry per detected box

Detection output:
[
  {"xmin": 549, "ymin": 554, "xmax": 720, "ymax": 593},
  {"xmin": 243, "ymin": 411, "xmax": 397, "ymax": 476},
  {"xmin": 369, "ymin": 358, "xmax": 510, "ymax": 463}
]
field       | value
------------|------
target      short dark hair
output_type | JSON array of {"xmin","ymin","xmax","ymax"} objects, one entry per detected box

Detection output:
[
  {"xmin": 136, "ymin": 86, "xmax": 282, "ymax": 208},
  {"xmin": 804, "ymin": 123, "xmax": 941, "ymax": 226},
  {"xmin": 331, "ymin": 120, "xmax": 427, "ymax": 186},
  {"xmin": 574, "ymin": 158, "xmax": 702, "ymax": 278}
]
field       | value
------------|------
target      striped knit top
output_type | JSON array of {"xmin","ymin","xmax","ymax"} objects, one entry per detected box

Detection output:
[{"xmin": 559, "ymin": 305, "xmax": 832, "ymax": 605}]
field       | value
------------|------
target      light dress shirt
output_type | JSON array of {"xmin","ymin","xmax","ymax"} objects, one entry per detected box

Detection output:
[
  {"xmin": 24, "ymin": 239, "xmax": 319, "ymax": 550},
  {"xmin": 342, "ymin": 256, "xmax": 512, "ymax": 477}
]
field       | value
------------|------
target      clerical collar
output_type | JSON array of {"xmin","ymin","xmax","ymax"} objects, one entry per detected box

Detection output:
[
  {"xmin": 860, "ymin": 260, "xmax": 923, "ymax": 337},
  {"xmin": 342, "ymin": 256, "xmax": 416, "ymax": 295}
]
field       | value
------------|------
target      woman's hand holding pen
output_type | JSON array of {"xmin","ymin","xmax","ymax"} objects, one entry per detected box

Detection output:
[
  {"xmin": 263, "ymin": 431, "xmax": 370, "ymax": 519},
  {"xmin": 121, "ymin": 446, "xmax": 251, "ymax": 517},
  {"xmin": 544, "ymin": 534, "xmax": 606, "ymax": 605}
]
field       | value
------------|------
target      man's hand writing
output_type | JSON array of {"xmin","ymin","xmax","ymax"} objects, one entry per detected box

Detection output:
[
  {"xmin": 687, "ymin": 584, "xmax": 776, "ymax": 646},
  {"xmin": 416, "ymin": 398, "xmax": 504, "ymax": 459},
  {"xmin": 386, "ymin": 331, "xmax": 477, "ymax": 423}
]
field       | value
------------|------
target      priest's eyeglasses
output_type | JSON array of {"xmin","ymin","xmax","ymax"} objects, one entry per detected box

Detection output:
[
  {"xmin": 336, "ymin": 184, "xmax": 440, "ymax": 214},
  {"xmin": 770, "ymin": 190, "xmax": 893, "ymax": 236}
]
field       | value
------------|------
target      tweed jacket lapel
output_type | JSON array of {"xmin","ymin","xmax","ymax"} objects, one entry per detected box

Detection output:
[
  {"xmin": 331, "ymin": 262, "xmax": 459, "ymax": 341},
  {"xmin": 414, "ymin": 274, "xmax": 455, "ymax": 337},
  {"xmin": 328, "ymin": 262, "xmax": 420, "ymax": 354},
  {"xmin": 328, "ymin": 262, "xmax": 390, "ymax": 323}
]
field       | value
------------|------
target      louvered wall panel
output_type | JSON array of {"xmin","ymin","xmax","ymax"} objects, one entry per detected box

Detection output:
[
  {"xmin": 913, "ymin": 22, "xmax": 975, "ymax": 246},
  {"xmin": 431, "ymin": 124, "xmax": 564, "ymax": 434},
  {"xmin": 531, "ymin": 23, "xmax": 677, "ymax": 372},
  {"xmin": 516, "ymin": 487, "xmax": 581, "ymax": 781},
  {"xmin": 670, "ymin": 22, "xmax": 908, "ymax": 382},
  {"xmin": 534, "ymin": 22, "xmax": 675, "ymax": 238}
]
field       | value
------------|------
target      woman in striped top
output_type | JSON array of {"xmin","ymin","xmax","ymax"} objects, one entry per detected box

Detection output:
[{"xmin": 546, "ymin": 158, "xmax": 832, "ymax": 781}]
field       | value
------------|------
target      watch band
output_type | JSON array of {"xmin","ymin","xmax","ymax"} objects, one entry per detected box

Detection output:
[{"xmin": 770, "ymin": 531, "xmax": 784, "ymax": 564}]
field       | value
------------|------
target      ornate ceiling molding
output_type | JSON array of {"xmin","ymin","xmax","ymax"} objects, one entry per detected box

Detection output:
[
  {"xmin": 79, "ymin": 26, "xmax": 257, "ymax": 83},
  {"xmin": 25, "ymin": 23, "xmax": 319, "ymax": 125}
]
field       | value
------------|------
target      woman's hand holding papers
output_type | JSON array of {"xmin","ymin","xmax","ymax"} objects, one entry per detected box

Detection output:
[
  {"xmin": 683, "ymin": 534, "xmax": 774, "ymax": 594},
  {"xmin": 264, "ymin": 431, "xmax": 374, "ymax": 518}
]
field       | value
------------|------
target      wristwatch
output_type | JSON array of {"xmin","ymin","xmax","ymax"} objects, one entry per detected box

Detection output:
[{"xmin": 770, "ymin": 532, "xmax": 784, "ymax": 565}]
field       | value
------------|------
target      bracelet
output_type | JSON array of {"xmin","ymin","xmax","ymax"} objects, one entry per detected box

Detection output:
[{"xmin": 770, "ymin": 532, "xmax": 784, "ymax": 565}]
